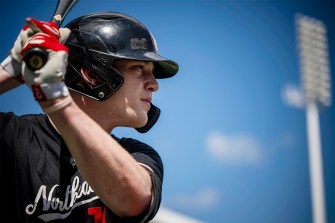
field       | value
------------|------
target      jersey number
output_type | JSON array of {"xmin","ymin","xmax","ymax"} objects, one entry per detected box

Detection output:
[{"xmin": 88, "ymin": 207, "xmax": 107, "ymax": 223}]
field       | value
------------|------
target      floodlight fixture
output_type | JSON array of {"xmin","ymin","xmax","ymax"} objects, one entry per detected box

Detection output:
[{"xmin": 296, "ymin": 13, "xmax": 331, "ymax": 107}]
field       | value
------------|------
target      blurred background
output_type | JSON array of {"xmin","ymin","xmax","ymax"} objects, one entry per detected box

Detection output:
[{"xmin": 0, "ymin": 0, "xmax": 334, "ymax": 222}]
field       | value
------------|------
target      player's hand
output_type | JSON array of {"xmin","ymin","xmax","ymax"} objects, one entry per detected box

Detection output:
[
  {"xmin": 1, "ymin": 22, "xmax": 35, "ymax": 82},
  {"xmin": 20, "ymin": 17, "xmax": 70, "ymax": 102},
  {"xmin": 3, "ymin": 18, "xmax": 70, "ymax": 82}
]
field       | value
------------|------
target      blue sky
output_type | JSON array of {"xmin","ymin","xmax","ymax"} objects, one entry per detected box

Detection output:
[{"xmin": 1, "ymin": 0, "xmax": 334, "ymax": 223}]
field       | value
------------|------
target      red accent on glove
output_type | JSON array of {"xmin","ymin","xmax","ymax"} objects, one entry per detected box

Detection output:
[
  {"xmin": 31, "ymin": 84, "xmax": 47, "ymax": 101},
  {"xmin": 22, "ymin": 24, "xmax": 30, "ymax": 31},
  {"xmin": 20, "ymin": 33, "xmax": 68, "ymax": 58},
  {"xmin": 23, "ymin": 18, "xmax": 60, "ymax": 37},
  {"xmin": 20, "ymin": 17, "xmax": 68, "ymax": 58}
]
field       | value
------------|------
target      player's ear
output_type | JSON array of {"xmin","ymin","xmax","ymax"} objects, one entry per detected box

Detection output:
[{"xmin": 80, "ymin": 67, "xmax": 101, "ymax": 87}]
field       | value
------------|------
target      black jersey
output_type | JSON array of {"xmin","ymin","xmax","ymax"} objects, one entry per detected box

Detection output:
[{"xmin": 0, "ymin": 112, "xmax": 163, "ymax": 223}]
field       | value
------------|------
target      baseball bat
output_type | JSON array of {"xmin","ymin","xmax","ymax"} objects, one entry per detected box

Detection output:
[{"xmin": 23, "ymin": 0, "xmax": 79, "ymax": 71}]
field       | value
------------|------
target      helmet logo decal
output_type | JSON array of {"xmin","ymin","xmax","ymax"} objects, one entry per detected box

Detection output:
[{"xmin": 130, "ymin": 38, "xmax": 148, "ymax": 50}]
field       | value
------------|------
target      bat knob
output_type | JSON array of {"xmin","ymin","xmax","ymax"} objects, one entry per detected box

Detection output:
[{"xmin": 24, "ymin": 47, "xmax": 48, "ymax": 71}]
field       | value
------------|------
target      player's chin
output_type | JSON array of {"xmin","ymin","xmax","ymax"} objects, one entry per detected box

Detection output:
[{"xmin": 133, "ymin": 111, "xmax": 148, "ymax": 128}]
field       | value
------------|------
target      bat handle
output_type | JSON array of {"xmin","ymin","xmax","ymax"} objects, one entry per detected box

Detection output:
[
  {"xmin": 22, "ymin": 0, "xmax": 79, "ymax": 71},
  {"xmin": 22, "ymin": 14, "xmax": 59, "ymax": 71},
  {"xmin": 24, "ymin": 47, "xmax": 49, "ymax": 71}
]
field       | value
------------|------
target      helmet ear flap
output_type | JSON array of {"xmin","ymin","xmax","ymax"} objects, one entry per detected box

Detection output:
[
  {"xmin": 66, "ymin": 61, "xmax": 124, "ymax": 101},
  {"xmin": 135, "ymin": 104, "xmax": 160, "ymax": 133}
]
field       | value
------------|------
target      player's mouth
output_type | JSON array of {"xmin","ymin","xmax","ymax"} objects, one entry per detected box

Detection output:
[{"xmin": 141, "ymin": 98, "xmax": 152, "ymax": 109}]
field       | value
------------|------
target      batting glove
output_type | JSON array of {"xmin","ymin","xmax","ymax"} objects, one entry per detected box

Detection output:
[
  {"xmin": 0, "ymin": 24, "xmax": 34, "ymax": 83},
  {"xmin": 20, "ymin": 17, "xmax": 70, "ymax": 103},
  {"xmin": 2, "ymin": 20, "xmax": 71, "ymax": 84}
]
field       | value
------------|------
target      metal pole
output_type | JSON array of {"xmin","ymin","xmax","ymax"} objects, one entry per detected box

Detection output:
[{"xmin": 306, "ymin": 102, "xmax": 326, "ymax": 223}]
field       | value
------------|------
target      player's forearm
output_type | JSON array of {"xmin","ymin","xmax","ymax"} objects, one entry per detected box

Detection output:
[
  {"xmin": 0, "ymin": 66, "xmax": 22, "ymax": 94},
  {"xmin": 46, "ymin": 98, "xmax": 152, "ymax": 217}
]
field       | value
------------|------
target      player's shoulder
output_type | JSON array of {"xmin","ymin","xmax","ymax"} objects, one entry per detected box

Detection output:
[
  {"xmin": 112, "ymin": 134, "xmax": 162, "ymax": 156},
  {"xmin": 0, "ymin": 112, "xmax": 48, "ymax": 130},
  {"xmin": 0, "ymin": 111, "xmax": 45, "ymax": 120},
  {"xmin": 112, "ymin": 135, "xmax": 164, "ymax": 174},
  {"xmin": 0, "ymin": 112, "xmax": 15, "ymax": 130},
  {"xmin": 113, "ymin": 135, "xmax": 152, "ymax": 150}
]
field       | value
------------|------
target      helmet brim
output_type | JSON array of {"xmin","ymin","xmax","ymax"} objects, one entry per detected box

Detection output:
[
  {"xmin": 155, "ymin": 60, "xmax": 179, "ymax": 79},
  {"xmin": 112, "ymin": 51, "xmax": 179, "ymax": 79}
]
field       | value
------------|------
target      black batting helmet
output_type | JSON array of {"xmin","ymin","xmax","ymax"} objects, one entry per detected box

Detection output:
[{"xmin": 64, "ymin": 11, "xmax": 179, "ymax": 101}]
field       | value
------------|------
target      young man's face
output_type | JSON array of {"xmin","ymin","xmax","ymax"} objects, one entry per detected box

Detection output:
[{"xmin": 110, "ymin": 59, "xmax": 159, "ymax": 128}]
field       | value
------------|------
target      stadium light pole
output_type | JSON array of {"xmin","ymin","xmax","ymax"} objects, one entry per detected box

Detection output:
[{"xmin": 295, "ymin": 13, "xmax": 332, "ymax": 223}]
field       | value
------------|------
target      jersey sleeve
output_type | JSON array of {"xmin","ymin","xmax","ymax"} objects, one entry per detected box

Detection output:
[
  {"xmin": 0, "ymin": 112, "xmax": 14, "ymax": 139},
  {"xmin": 0, "ymin": 112, "xmax": 21, "ymax": 153},
  {"xmin": 114, "ymin": 136, "xmax": 164, "ymax": 223}
]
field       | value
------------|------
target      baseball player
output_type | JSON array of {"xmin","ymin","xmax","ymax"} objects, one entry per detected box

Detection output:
[{"xmin": 0, "ymin": 12, "xmax": 178, "ymax": 222}]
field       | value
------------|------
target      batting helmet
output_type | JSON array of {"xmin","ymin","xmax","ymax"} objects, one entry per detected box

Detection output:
[{"xmin": 64, "ymin": 11, "xmax": 178, "ymax": 100}]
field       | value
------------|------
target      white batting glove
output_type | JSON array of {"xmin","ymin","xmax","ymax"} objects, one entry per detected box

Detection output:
[
  {"xmin": 20, "ymin": 17, "xmax": 70, "ymax": 103},
  {"xmin": 0, "ymin": 24, "xmax": 34, "ymax": 82},
  {"xmin": 1, "ymin": 20, "xmax": 70, "ymax": 83},
  {"xmin": 0, "ymin": 55, "xmax": 25, "ymax": 83}
]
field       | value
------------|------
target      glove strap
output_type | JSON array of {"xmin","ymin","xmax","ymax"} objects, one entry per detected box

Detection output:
[
  {"xmin": 42, "ymin": 96, "xmax": 73, "ymax": 114},
  {"xmin": 31, "ymin": 82, "xmax": 70, "ymax": 101},
  {"xmin": 1, "ymin": 56, "xmax": 22, "ymax": 78}
]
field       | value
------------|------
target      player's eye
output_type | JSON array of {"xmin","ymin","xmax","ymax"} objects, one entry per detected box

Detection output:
[{"xmin": 132, "ymin": 65, "xmax": 144, "ymax": 73}]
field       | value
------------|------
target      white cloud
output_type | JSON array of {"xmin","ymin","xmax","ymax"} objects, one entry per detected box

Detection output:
[
  {"xmin": 281, "ymin": 83, "xmax": 305, "ymax": 108},
  {"xmin": 165, "ymin": 187, "xmax": 221, "ymax": 211},
  {"xmin": 205, "ymin": 131, "xmax": 263, "ymax": 165}
]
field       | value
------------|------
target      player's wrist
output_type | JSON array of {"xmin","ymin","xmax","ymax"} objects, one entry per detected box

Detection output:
[
  {"xmin": 40, "ymin": 95, "xmax": 73, "ymax": 114},
  {"xmin": 1, "ymin": 56, "xmax": 23, "ymax": 79}
]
